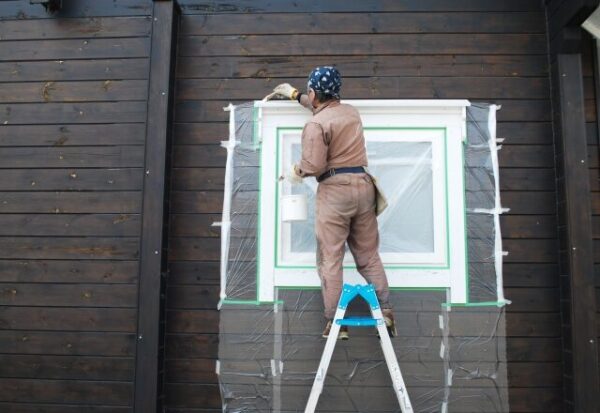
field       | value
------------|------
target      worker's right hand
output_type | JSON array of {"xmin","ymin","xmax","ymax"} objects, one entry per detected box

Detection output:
[
  {"xmin": 272, "ymin": 83, "xmax": 299, "ymax": 100},
  {"xmin": 285, "ymin": 164, "xmax": 303, "ymax": 185}
]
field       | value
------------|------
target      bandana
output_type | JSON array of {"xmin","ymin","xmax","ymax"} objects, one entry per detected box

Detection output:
[{"xmin": 307, "ymin": 66, "xmax": 342, "ymax": 98}]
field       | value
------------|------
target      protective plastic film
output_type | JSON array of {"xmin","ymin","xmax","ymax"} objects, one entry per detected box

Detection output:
[{"xmin": 217, "ymin": 101, "xmax": 509, "ymax": 412}]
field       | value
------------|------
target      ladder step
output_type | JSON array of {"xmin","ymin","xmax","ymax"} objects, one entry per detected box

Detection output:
[{"xmin": 336, "ymin": 316, "xmax": 380, "ymax": 327}]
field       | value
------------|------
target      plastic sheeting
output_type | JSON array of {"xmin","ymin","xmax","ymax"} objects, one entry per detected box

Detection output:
[{"xmin": 216, "ymin": 100, "xmax": 510, "ymax": 412}]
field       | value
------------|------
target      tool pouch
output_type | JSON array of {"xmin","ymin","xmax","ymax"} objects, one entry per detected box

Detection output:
[{"xmin": 363, "ymin": 167, "xmax": 388, "ymax": 216}]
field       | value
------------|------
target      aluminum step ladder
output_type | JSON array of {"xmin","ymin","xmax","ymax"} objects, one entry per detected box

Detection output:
[{"xmin": 304, "ymin": 283, "xmax": 413, "ymax": 413}]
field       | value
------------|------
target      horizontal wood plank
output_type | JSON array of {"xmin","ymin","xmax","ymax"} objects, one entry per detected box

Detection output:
[
  {"xmin": 0, "ymin": 283, "xmax": 137, "ymax": 307},
  {"xmin": 0, "ymin": 38, "xmax": 150, "ymax": 61},
  {"xmin": 176, "ymin": 77, "xmax": 550, "ymax": 100},
  {"xmin": 0, "ymin": 402, "xmax": 132, "ymax": 412},
  {"xmin": 176, "ymin": 0, "xmax": 545, "ymax": 13},
  {"xmin": 0, "ymin": 214, "xmax": 140, "ymax": 236},
  {"xmin": 0, "ymin": 169, "xmax": 143, "ymax": 191},
  {"xmin": 0, "ymin": 0, "xmax": 151, "ymax": 19},
  {"xmin": 0, "ymin": 146, "xmax": 144, "ymax": 168},
  {"xmin": 0, "ymin": 330, "xmax": 136, "ymax": 356},
  {"xmin": 0, "ymin": 260, "xmax": 138, "ymax": 284},
  {"xmin": 177, "ymin": 55, "xmax": 550, "ymax": 79},
  {"xmin": 179, "ymin": 34, "xmax": 547, "ymax": 57},
  {"xmin": 0, "ymin": 378, "xmax": 132, "ymax": 405},
  {"xmin": 0, "ymin": 102, "xmax": 147, "ymax": 124},
  {"xmin": 0, "ymin": 16, "xmax": 151, "ymax": 40},
  {"xmin": 0, "ymin": 307, "xmax": 137, "ymax": 332},
  {"xmin": 180, "ymin": 12, "xmax": 545, "ymax": 35},
  {"xmin": 0, "ymin": 192, "xmax": 141, "ymax": 213},
  {"xmin": 0, "ymin": 58, "xmax": 149, "ymax": 82},
  {"xmin": 0, "ymin": 354, "xmax": 134, "ymax": 381},
  {"xmin": 0, "ymin": 80, "xmax": 148, "ymax": 103},
  {"xmin": 0, "ymin": 124, "xmax": 146, "ymax": 146},
  {"xmin": 0, "ymin": 237, "xmax": 139, "ymax": 260}
]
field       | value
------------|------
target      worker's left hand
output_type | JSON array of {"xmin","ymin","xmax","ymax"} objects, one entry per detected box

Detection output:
[
  {"xmin": 285, "ymin": 164, "xmax": 303, "ymax": 185},
  {"xmin": 263, "ymin": 83, "xmax": 299, "ymax": 101}
]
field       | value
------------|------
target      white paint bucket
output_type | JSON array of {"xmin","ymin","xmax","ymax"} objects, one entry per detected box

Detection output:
[{"xmin": 281, "ymin": 194, "xmax": 308, "ymax": 222}]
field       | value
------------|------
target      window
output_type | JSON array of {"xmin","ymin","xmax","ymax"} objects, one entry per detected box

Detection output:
[{"xmin": 255, "ymin": 100, "xmax": 469, "ymax": 304}]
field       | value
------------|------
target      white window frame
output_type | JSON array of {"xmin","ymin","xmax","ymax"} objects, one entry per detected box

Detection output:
[
  {"xmin": 255, "ymin": 100, "xmax": 470, "ymax": 304},
  {"xmin": 278, "ymin": 129, "xmax": 447, "ymax": 266}
]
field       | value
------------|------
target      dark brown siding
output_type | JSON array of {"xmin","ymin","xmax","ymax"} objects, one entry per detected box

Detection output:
[
  {"xmin": 165, "ymin": 1, "xmax": 562, "ymax": 411},
  {"xmin": 582, "ymin": 32, "xmax": 600, "ymax": 392},
  {"xmin": 546, "ymin": 0, "xmax": 600, "ymax": 409},
  {"xmin": 0, "ymin": 1, "xmax": 152, "ymax": 411}
]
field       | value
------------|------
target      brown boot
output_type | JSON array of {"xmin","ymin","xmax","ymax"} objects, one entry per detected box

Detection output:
[
  {"xmin": 322, "ymin": 320, "xmax": 349, "ymax": 340},
  {"xmin": 382, "ymin": 309, "xmax": 397, "ymax": 337}
]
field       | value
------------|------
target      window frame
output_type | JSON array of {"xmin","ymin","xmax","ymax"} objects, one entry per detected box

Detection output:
[
  {"xmin": 276, "ymin": 127, "xmax": 448, "ymax": 267},
  {"xmin": 255, "ymin": 100, "xmax": 470, "ymax": 304}
]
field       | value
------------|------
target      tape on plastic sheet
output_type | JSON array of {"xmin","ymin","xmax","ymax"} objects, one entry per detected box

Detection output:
[
  {"xmin": 447, "ymin": 368, "xmax": 453, "ymax": 386},
  {"xmin": 472, "ymin": 207, "xmax": 510, "ymax": 214},
  {"xmin": 438, "ymin": 314, "xmax": 444, "ymax": 330},
  {"xmin": 270, "ymin": 359, "xmax": 277, "ymax": 377},
  {"xmin": 439, "ymin": 341, "xmax": 445, "ymax": 359},
  {"xmin": 215, "ymin": 360, "xmax": 221, "ymax": 375},
  {"xmin": 270, "ymin": 359, "xmax": 284, "ymax": 377},
  {"xmin": 219, "ymin": 103, "xmax": 237, "ymax": 304},
  {"xmin": 488, "ymin": 104, "xmax": 508, "ymax": 303},
  {"xmin": 220, "ymin": 140, "xmax": 239, "ymax": 150},
  {"xmin": 441, "ymin": 401, "xmax": 448, "ymax": 413}
]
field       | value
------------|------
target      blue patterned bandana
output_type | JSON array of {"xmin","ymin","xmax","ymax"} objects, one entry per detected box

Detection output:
[{"xmin": 307, "ymin": 66, "xmax": 342, "ymax": 98}]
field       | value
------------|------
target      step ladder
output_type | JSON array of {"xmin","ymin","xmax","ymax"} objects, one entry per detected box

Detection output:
[{"xmin": 304, "ymin": 283, "xmax": 413, "ymax": 413}]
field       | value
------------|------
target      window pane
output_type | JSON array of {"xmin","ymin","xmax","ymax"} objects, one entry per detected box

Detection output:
[
  {"xmin": 282, "ymin": 139, "xmax": 436, "ymax": 261},
  {"xmin": 368, "ymin": 141, "xmax": 434, "ymax": 253},
  {"xmin": 290, "ymin": 143, "xmax": 317, "ymax": 253}
]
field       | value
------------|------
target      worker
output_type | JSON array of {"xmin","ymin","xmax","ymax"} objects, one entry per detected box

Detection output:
[{"xmin": 268, "ymin": 66, "xmax": 396, "ymax": 339}]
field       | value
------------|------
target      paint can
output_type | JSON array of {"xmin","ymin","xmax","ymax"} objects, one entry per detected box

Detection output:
[{"xmin": 281, "ymin": 194, "xmax": 308, "ymax": 222}]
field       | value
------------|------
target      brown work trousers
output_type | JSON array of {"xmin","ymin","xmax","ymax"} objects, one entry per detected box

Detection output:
[{"xmin": 315, "ymin": 172, "xmax": 392, "ymax": 319}]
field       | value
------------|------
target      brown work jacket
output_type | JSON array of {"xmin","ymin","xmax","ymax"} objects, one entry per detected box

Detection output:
[{"xmin": 296, "ymin": 98, "xmax": 368, "ymax": 178}]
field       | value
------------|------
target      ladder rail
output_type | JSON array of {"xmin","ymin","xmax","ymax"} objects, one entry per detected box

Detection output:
[
  {"xmin": 371, "ymin": 307, "xmax": 414, "ymax": 413},
  {"xmin": 304, "ymin": 307, "xmax": 346, "ymax": 413}
]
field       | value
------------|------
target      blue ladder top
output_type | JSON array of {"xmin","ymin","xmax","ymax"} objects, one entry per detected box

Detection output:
[
  {"xmin": 338, "ymin": 283, "xmax": 380, "ymax": 310},
  {"xmin": 335, "ymin": 284, "xmax": 383, "ymax": 327}
]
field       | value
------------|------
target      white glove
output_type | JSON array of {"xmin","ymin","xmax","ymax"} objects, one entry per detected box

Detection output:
[
  {"xmin": 285, "ymin": 164, "xmax": 303, "ymax": 185},
  {"xmin": 273, "ymin": 83, "xmax": 299, "ymax": 100}
]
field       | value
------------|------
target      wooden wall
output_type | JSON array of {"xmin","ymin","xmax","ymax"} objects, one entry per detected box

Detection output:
[
  {"xmin": 165, "ymin": 1, "xmax": 563, "ymax": 412},
  {"xmin": 0, "ymin": 0, "xmax": 591, "ymax": 411},
  {"xmin": 581, "ymin": 31, "xmax": 600, "ymax": 398},
  {"xmin": 545, "ymin": 0, "xmax": 600, "ymax": 409},
  {"xmin": 0, "ymin": 1, "xmax": 153, "ymax": 411}
]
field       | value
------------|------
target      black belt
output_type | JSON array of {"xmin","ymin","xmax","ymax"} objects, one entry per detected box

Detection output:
[{"xmin": 317, "ymin": 166, "xmax": 366, "ymax": 183}]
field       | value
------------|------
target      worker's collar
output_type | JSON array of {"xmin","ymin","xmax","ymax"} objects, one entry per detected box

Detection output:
[{"xmin": 313, "ymin": 99, "xmax": 340, "ymax": 115}]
